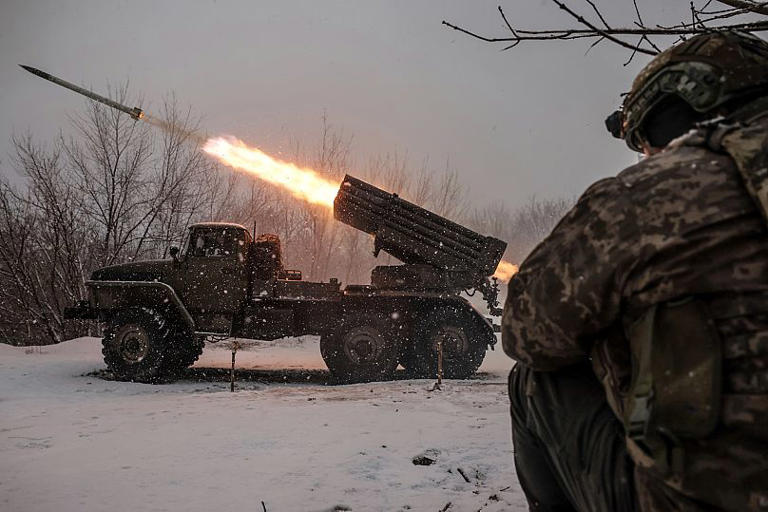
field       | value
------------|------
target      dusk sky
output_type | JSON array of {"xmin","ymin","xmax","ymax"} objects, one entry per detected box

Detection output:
[{"xmin": 0, "ymin": 1, "xmax": 727, "ymax": 206}]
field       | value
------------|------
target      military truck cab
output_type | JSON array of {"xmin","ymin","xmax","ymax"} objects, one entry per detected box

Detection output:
[
  {"xmin": 166, "ymin": 222, "xmax": 338, "ymax": 338},
  {"xmin": 170, "ymin": 223, "xmax": 252, "ymax": 333}
]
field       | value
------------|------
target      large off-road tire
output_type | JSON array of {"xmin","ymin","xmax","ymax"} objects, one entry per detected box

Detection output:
[
  {"xmin": 411, "ymin": 305, "xmax": 488, "ymax": 379},
  {"xmin": 320, "ymin": 313, "xmax": 399, "ymax": 383},
  {"xmin": 102, "ymin": 308, "xmax": 173, "ymax": 383},
  {"xmin": 161, "ymin": 333, "xmax": 205, "ymax": 377}
]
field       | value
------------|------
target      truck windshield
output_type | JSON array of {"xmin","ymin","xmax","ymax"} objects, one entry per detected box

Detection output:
[{"xmin": 188, "ymin": 228, "xmax": 242, "ymax": 258}]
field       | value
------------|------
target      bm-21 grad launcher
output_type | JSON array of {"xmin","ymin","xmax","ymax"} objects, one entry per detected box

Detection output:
[
  {"xmin": 66, "ymin": 174, "xmax": 507, "ymax": 384},
  {"xmin": 26, "ymin": 62, "xmax": 510, "ymax": 383},
  {"xmin": 334, "ymin": 175, "xmax": 506, "ymax": 315}
]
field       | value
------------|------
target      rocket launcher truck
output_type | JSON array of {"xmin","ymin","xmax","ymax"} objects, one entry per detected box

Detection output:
[{"xmin": 65, "ymin": 175, "xmax": 507, "ymax": 383}]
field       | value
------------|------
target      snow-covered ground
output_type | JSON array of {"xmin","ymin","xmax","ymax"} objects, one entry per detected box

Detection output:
[{"xmin": 0, "ymin": 337, "xmax": 526, "ymax": 512}]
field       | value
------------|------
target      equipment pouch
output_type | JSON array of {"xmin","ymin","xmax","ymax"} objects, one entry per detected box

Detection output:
[{"xmin": 625, "ymin": 298, "xmax": 722, "ymax": 447}]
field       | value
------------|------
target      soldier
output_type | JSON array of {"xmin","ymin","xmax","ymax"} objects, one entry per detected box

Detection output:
[{"xmin": 503, "ymin": 31, "xmax": 768, "ymax": 511}]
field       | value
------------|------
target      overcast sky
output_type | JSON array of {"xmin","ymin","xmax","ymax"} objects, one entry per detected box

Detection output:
[{"xmin": 0, "ymin": 1, "xmax": 726, "ymax": 206}]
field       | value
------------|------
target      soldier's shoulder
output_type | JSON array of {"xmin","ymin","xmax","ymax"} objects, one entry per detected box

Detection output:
[
  {"xmin": 579, "ymin": 176, "xmax": 622, "ymax": 201},
  {"xmin": 616, "ymin": 139, "xmax": 726, "ymax": 189}
]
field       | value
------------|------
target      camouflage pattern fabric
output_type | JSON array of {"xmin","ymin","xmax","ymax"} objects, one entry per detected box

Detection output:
[
  {"xmin": 509, "ymin": 362, "xmax": 637, "ymax": 512},
  {"xmin": 503, "ymin": 106, "xmax": 768, "ymax": 510}
]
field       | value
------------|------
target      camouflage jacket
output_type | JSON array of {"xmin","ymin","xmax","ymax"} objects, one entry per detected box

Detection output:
[{"xmin": 503, "ymin": 102, "xmax": 768, "ymax": 510}]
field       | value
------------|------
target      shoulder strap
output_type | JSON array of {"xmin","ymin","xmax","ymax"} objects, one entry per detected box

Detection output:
[
  {"xmin": 719, "ymin": 120, "xmax": 768, "ymax": 226},
  {"xmin": 624, "ymin": 304, "xmax": 656, "ymax": 442}
]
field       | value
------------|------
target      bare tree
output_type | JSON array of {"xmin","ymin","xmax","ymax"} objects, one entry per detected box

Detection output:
[
  {"xmin": 0, "ymin": 86, "xmax": 229, "ymax": 345},
  {"xmin": 63, "ymin": 84, "xmax": 153, "ymax": 266},
  {"xmin": 470, "ymin": 196, "xmax": 573, "ymax": 264},
  {"xmin": 444, "ymin": 1, "xmax": 768, "ymax": 64},
  {"xmin": 62, "ymin": 87, "xmax": 221, "ymax": 265},
  {"xmin": 296, "ymin": 114, "xmax": 352, "ymax": 280},
  {"xmin": 0, "ymin": 138, "xmax": 91, "ymax": 344},
  {"xmin": 429, "ymin": 165, "xmax": 469, "ymax": 220},
  {"xmin": 141, "ymin": 95, "xmax": 230, "ymax": 258}
]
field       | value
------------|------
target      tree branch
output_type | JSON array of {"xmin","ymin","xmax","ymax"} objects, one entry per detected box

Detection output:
[
  {"xmin": 715, "ymin": 0, "xmax": 768, "ymax": 15},
  {"xmin": 550, "ymin": 0, "xmax": 655, "ymax": 55},
  {"xmin": 442, "ymin": 1, "xmax": 768, "ymax": 57}
]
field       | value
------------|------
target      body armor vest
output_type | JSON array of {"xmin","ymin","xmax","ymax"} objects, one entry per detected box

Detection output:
[{"xmin": 620, "ymin": 101, "xmax": 768, "ymax": 510}]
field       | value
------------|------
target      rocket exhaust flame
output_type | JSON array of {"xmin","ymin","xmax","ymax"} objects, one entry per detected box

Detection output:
[
  {"xmin": 493, "ymin": 260, "xmax": 519, "ymax": 282},
  {"xmin": 203, "ymin": 135, "xmax": 519, "ymax": 282},
  {"xmin": 203, "ymin": 136, "xmax": 339, "ymax": 207}
]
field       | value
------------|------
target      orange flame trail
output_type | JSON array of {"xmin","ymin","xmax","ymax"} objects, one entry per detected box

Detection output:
[
  {"xmin": 204, "ymin": 135, "xmax": 519, "ymax": 283},
  {"xmin": 203, "ymin": 136, "xmax": 339, "ymax": 207},
  {"xmin": 493, "ymin": 260, "xmax": 519, "ymax": 282}
]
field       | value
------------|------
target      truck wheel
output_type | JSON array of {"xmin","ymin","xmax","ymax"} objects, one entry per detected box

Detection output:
[
  {"xmin": 320, "ymin": 314, "xmax": 399, "ymax": 383},
  {"xmin": 412, "ymin": 306, "xmax": 487, "ymax": 379},
  {"xmin": 102, "ymin": 308, "xmax": 171, "ymax": 383},
  {"xmin": 162, "ymin": 333, "xmax": 205, "ymax": 377},
  {"xmin": 179, "ymin": 334, "xmax": 206, "ymax": 367}
]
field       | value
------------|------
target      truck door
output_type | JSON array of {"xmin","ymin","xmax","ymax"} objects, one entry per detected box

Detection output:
[{"xmin": 180, "ymin": 226, "xmax": 249, "ymax": 317}]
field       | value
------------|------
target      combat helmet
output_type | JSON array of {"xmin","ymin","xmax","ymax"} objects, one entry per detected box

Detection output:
[{"xmin": 610, "ymin": 31, "xmax": 768, "ymax": 152}]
